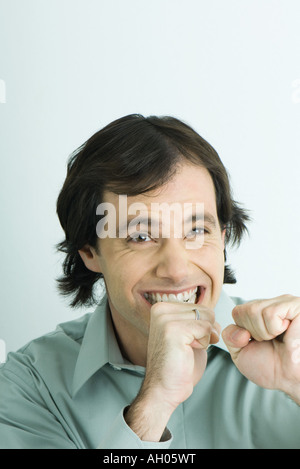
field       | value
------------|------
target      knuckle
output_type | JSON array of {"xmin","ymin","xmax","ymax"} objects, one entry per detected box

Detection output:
[
  {"xmin": 199, "ymin": 306, "xmax": 215, "ymax": 324},
  {"xmin": 249, "ymin": 301, "xmax": 263, "ymax": 315},
  {"xmin": 150, "ymin": 301, "xmax": 169, "ymax": 317},
  {"xmin": 279, "ymin": 293, "xmax": 294, "ymax": 300},
  {"xmin": 195, "ymin": 320, "xmax": 213, "ymax": 340},
  {"xmin": 233, "ymin": 302, "xmax": 261, "ymax": 319},
  {"xmin": 201, "ymin": 320, "xmax": 213, "ymax": 334},
  {"xmin": 232, "ymin": 305, "xmax": 241, "ymax": 320},
  {"xmin": 262, "ymin": 305, "xmax": 275, "ymax": 319}
]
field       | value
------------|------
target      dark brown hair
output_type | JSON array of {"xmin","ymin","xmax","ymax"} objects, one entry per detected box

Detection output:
[{"xmin": 56, "ymin": 114, "xmax": 250, "ymax": 308}]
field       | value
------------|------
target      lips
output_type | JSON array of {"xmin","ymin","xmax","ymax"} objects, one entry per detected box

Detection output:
[{"xmin": 143, "ymin": 286, "xmax": 205, "ymax": 305}]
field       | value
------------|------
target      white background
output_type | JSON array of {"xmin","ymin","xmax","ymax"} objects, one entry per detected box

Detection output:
[{"xmin": 0, "ymin": 0, "xmax": 299, "ymax": 355}]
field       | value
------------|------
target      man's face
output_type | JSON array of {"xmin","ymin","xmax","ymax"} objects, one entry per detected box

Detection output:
[{"xmin": 86, "ymin": 164, "xmax": 226, "ymax": 346}]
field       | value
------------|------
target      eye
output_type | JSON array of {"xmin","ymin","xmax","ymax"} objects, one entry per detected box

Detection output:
[
  {"xmin": 128, "ymin": 232, "xmax": 152, "ymax": 243},
  {"xmin": 185, "ymin": 227, "xmax": 207, "ymax": 240}
]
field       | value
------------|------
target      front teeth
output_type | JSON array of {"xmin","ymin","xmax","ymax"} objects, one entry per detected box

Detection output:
[{"xmin": 144, "ymin": 287, "xmax": 198, "ymax": 305}]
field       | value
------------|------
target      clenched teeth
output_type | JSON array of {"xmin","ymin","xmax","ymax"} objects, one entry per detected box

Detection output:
[{"xmin": 144, "ymin": 287, "xmax": 199, "ymax": 305}]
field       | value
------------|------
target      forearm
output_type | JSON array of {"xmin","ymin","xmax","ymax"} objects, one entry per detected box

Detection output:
[
  {"xmin": 124, "ymin": 384, "xmax": 174, "ymax": 442},
  {"xmin": 122, "ymin": 302, "xmax": 215, "ymax": 442}
]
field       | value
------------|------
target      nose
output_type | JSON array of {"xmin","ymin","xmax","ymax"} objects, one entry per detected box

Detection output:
[{"xmin": 155, "ymin": 240, "xmax": 190, "ymax": 284}]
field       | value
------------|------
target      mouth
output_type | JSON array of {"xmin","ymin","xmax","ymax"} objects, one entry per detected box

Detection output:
[{"xmin": 143, "ymin": 286, "xmax": 205, "ymax": 306}]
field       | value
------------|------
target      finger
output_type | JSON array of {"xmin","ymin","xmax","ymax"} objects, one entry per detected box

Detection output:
[
  {"xmin": 222, "ymin": 325, "xmax": 251, "ymax": 359},
  {"xmin": 210, "ymin": 321, "xmax": 222, "ymax": 344},
  {"xmin": 179, "ymin": 319, "xmax": 220, "ymax": 349},
  {"xmin": 232, "ymin": 296, "xmax": 299, "ymax": 341},
  {"xmin": 150, "ymin": 302, "xmax": 220, "ymax": 350},
  {"xmin": 232, "ymin": 303, "xmax": 286, "ymax": 341},
  {"xmin": 190, "ymin": 322, "xmax": 221, "ymax": 348},
  {"xmin": 232, "ymin": 304, "xmax": 265, "ymax": 341},
  {"xmin": 151, "ymin": 301, "xmax": 215, "ymax": 325},
  {"xmin": 262, "ymin": 307, "xmax": 291, "ymax": 338},
  {"xmin": 249, "ymin": 303, "xmax": 289, "ymax": 339}
]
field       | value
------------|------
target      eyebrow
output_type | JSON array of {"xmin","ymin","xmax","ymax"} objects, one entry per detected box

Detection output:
[
  {"xmin": 117, "ymin": 211, "xmax": 218, "ymax": 235},
  {"xmin": 186, "ymin": 213, "xmax": 218, "ymax": 228}
]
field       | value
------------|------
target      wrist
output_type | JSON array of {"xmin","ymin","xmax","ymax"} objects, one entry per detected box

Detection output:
[{"xmin": 124, "ymin": 385, "xmax": 175, "ymax": 442}]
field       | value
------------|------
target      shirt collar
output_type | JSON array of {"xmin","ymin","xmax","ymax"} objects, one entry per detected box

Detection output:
[
  {"xmin": 71, "ymin": 296, "xmax": 145, "ymax": 396},
  {"xmin": 72, "ymin": 296, "xmax": 109, "ymax": 396},
  {"xmin": 71, "ymin": 289, "xmax": 235, "ymax": 396}
]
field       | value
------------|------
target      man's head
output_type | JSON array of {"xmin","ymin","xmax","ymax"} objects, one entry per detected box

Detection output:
[{"xmin": 56, "ymin": 114, "xmax": 250, "ymax": 309}]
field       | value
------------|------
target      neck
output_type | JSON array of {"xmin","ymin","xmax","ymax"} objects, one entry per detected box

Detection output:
[{"xmin": 109, "ymin": 308, "xmax": 148, "ymax": 367}]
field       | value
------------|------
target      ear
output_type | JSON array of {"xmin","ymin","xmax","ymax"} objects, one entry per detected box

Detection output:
[
  {"xmin": 221, "ymin": 227, "xmax": 226, "ymax": 250},
  {"xmin": 78, "ymin": 245, "xmax": 102, "ymax": 273}
]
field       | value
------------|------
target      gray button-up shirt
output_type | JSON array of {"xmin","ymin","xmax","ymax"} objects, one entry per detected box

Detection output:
[{"xmin": 0, "ymin": 290, "xmax": 299, "ymax": 449}]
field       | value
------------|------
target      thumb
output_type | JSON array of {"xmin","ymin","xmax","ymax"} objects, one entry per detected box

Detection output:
[{"xmin": 222, "ymin": 325, "xmax": 251, "ymax": 360}]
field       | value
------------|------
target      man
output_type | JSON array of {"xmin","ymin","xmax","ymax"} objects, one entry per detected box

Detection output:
[{"xmin": 0, "ymin": 114, "xmax": 299, "ymax": 448}]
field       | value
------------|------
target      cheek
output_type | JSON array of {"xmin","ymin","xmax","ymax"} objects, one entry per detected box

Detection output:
[
  {"xmin": 100, "ymin": 252, "xmax": 146, "ymax": 300},
  {"xmin": 195, "ymin": 242, "xmax": 225, "ymax": 269},
  {"xmin": 194, "ymin": 244, "xmax": 225, "ymax": 288}
]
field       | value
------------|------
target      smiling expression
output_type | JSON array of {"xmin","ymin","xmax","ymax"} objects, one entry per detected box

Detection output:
[{"xmin": 79, "ymin": 163, "xmax": 226, "ymax": 364}]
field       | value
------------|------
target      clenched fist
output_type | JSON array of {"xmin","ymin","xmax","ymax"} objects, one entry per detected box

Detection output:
[
  {"xmin": 222, "ymin": 294, "xmax": 300, "ymax": 404},
  {"xmin": 125, "ymin": 301, "xmax": 220, "ymax": 441}
]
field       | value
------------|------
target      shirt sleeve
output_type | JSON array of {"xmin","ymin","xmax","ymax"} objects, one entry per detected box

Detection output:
[
  {"xmin": 0, "ymin": 359, "xmax": 77, "ymax": 449},
  {"xmin": 97, "ymin": 407, "xmax": 173, "ymax": 449},
  {"xmin": 0, "ymin": 352, "xmax": 172, "ymax": 450}
]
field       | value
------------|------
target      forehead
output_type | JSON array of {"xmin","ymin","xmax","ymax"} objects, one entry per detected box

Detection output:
[{"xmin": 104, "ymin": 164, "xmax": 217, "ymax": 213}]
